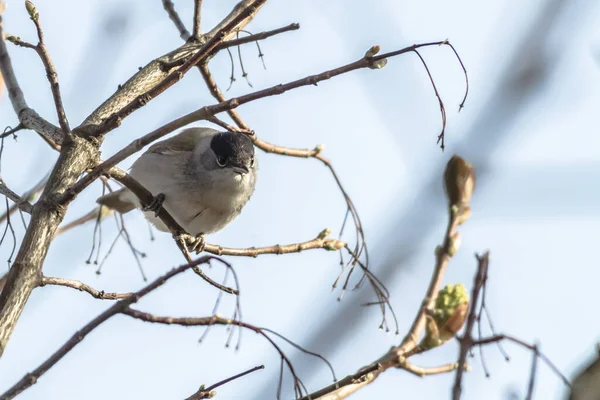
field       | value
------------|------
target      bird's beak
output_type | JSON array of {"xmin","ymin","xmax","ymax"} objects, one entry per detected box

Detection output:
[{"xmin": 232, "ymin": 164, "xmax": 250, "ymax": 175}]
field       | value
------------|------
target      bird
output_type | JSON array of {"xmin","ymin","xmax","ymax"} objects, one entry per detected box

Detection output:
[{"xmin": 97, "ymin": 127, "xmax": 257, "ymax": 250}]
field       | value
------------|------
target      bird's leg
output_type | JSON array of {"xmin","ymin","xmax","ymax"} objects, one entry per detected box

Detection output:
[{"xmin": 142, "ymin": 193, "xmax": 166, "ymax": 217}]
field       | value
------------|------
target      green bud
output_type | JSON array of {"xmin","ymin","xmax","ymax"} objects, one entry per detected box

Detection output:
[
  {"xmin": 25, "ymin": 1, "xmax": 38, "ymax": 21},
  {"xmin": 364, "ymin": 45, "xmax": 381, "ymax": 58},
  {"xmin": 317, "ymin": 228, "xmax": 331, "ymax": 239},
  {"xmin": 420, "ymin": 283, "xmax": 470, "ymax": 349},
  {"xmin": 368, "ymin": 59, "xmax": 387, "ymax": 69}
]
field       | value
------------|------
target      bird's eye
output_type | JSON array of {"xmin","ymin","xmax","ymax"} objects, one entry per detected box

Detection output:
[
  {"xmin": 250, "ymin": 156, "xmax": 255, "ymax": 166},
  {"xmin": 216, "ymin": 155, "xmax": 227, "ymax": 167}
]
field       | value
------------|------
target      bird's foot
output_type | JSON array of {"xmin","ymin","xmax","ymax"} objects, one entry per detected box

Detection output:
[
  {"xmin": 176, "ymin": 233, "xmax": 206, "ymax": 254},
  {"xmin": 142, "ymin": 193, "xmax": 165, "ymax": 217}
]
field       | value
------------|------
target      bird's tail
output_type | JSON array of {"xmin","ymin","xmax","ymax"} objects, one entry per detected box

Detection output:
[{"xmin": 96, "ymin": 188, "xmax": 138, "ymax": 214}]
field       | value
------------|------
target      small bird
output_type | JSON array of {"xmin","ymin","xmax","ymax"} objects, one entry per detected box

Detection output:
[{"xmin": 97, "ymin": 127, "xmax": 257, "ymax": 247}]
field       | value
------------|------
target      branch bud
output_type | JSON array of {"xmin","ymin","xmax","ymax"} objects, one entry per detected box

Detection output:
[
  {"xmin": 368, "ymin": 59, "xmax": 387, "ymax": 70},
  {"xmin": 314, "ymin": 144, "xmax": 325, "ymax": 154},
  {"xmin": 420, "ymin": 283, "xmax": 469, "ymax": 349},
  {"xmin": 25, "ymin": 1, "xmax": 38, "ymax": 21},
  {"xmin": 443, "ymin": 155, "xmax": 475, "ymax": 207},
  {"xmin": 364, "ymin": 45, "xmax": 381, "ymax": 58},
  {"xmin": 317, "ymin": 228, "xmax": 331, "ymax": 239},
  {"xmin": 5, "ymin": 36, "xmax": 20, "ymax": 44}
]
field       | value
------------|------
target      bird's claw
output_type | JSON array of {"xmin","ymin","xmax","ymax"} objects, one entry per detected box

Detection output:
[
  {"xmin": 177, "ymin": 233, "xmax": 206, "ymax": 254},
  {"xmin": 142, "ymin": 193, "xmax": 165, "ymax": 217}
]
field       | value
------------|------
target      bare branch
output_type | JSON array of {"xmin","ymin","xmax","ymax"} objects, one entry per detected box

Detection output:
[
  {"xmin": 39, "ymin": 276, "xmax": 133, "ymax": 300},
  {"xmin": 215, "ymin": 23, "xmax": 300, "ymax": 51},
  {"xmin": 0, "ymin": 180, "xmax": 33, "ymax": 214},
  {"xmin": 161, "ymin": 0, "xmax": 190, "ymax": 41},
  {"xmin": 472, "ymin": 334, "xmax": 571, "ymax": 389},
  {"xmin": 452, "ymin": 251, "xmax": 489, "ymax": 400},
  {"xmin": 192, "ymin": 0, "xmax": 203, "ymax": 39},
  {"xmin": 0, "ymin": 175, "xmax": 47, "ymax": 224},
  {"xmin": 63, "ymin": 40, "xmax": 467, "ymax": 203},
  {"xmin": 202, "ymin": 232, "xmax": 345, "ymax": 257},
  {"xmin": 0, "ymin": 256, "xmax": 222, "ymax": 399},
  {"xmin": 184, "ymin": 365, "xmax": 264, "ymax": 400},
  {"xmin": 82, "ymin": 0, "xmax": 267, "ymax": 128},
  {"xmin": 525, "ymin": 344, "xmax": 539, "ymax": 400},
  {"xmin": 0, "ymin": 0, "xmax": 268, "ymax": 358},
  {"xmin": 26, "ymin": 1, "xmax": 71, "ymax": 133},
  {"xmin": 0, "ymin": 6, "xmax": 62, "ymax": 143}
]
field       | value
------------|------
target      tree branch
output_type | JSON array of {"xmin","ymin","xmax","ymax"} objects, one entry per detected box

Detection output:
[
  {"xmin": 39, "ymin": 276, "xmax": 133, "ymax": 300},
  {"xmin": 215, "ymin": 22, "xmax": 300, "ymax": 51},
  {"xmin": 63, "ymin": 40, "xmax": 467, "ymax": 203},
  {"xmin": 25, "ymin": 1, "xmax": 70, "ymax": 133},
  {"xmin": 0, "ymin": 256, "xmax": 222, "ymax": 399},
  {"xmin": 0, "ymin": 181, "xmax": 33, "ymax": 214},
  {"xmin": 184, "ymin": 365, "xmax": 264, "ymax": 400},
  {"xmin": 192, "ymin": 0, "xmax": 203, "ymax": 39},
  {"xmin": 161, "ymin": 0, "xmax": 190, "ymax": 41},
  {"xmin": 0, "ymin": 4, "xmax": 62, "ymax": 143},
  {"xmin": 0, "ymin": 0, "xmax": 268, "ymax": 359}
]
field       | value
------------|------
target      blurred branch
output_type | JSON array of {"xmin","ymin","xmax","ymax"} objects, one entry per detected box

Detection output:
[
  {"xmin": 471, "ymin": 334, "xmax": 570, "ymax": 388},
  {"xmin": 161, "ymin": 0, "xmax": 190, "ymax": 41},
  {"xmin": 40, "ymin": 276, "xmax": 133, "ymax": 300}
]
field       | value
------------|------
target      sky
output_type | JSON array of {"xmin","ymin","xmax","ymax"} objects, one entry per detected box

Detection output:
[{"xmin": 1, "ymin": 0, "xmax": 600, "ymax": 399}]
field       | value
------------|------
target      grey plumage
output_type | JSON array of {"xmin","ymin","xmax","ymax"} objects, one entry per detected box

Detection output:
[{"xmin": 97, "ymin": 127, "xmax": 257, "ymax": 236}]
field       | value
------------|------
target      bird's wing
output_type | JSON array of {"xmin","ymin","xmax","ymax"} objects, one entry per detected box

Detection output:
[{"xmin": 96, "ymin": 188, "xmax": 138, "ymax": 213}]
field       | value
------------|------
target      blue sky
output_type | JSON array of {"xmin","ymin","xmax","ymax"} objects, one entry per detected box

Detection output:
[{"xmin": 1, "ymin": 1, "xmax": 599, "ymax": 399}]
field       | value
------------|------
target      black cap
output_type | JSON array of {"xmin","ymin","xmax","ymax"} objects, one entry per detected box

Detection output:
[{"xmin": 210, "ymin": 132, "xmax": 255, "ymax": 167}]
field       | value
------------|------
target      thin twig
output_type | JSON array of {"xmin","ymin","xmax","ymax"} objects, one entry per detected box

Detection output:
[
  {"xmin": 161, "ymin": 0, "xmax": 191, "ymax": 41},
  {"xmin": 184, "ymin": 365, "xmax": 264, "ymax": 400},
  {"xmin": 472, "ymin": 334, "xmax": 571, "ymax": 388},
  {"xmin": 64, "ymin": 40, "xmax": 467, "ymax": 200},
  {"xmin": 452, "ymin": 251, "xmax": 489, "ymax": 400},
  {"xmin": 0, "ymin": 256, "xmax": 223, "ymax": 399},
  {"xmin": 39, "ymin": 276, "xmax": 132, "ymax": 300},
  {"xmin": 192, "ymin": 0, "xmax": 203, "ymax": 39},
  {"xmin": 215, "ymin": 23, "xmax": 300, "ymax": 51},
  {"xmin": 525, "ymin": 344, "xmax": 539, "ymax": 400},
  {"xmin": 8, "ymin": 4, "xmax": 70, "ymax": 133}
]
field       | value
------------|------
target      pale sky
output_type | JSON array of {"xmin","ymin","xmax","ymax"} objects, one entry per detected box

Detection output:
[{"xmin": 1, "ymin": 1, "xmax": 599, "ymax": 399}]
